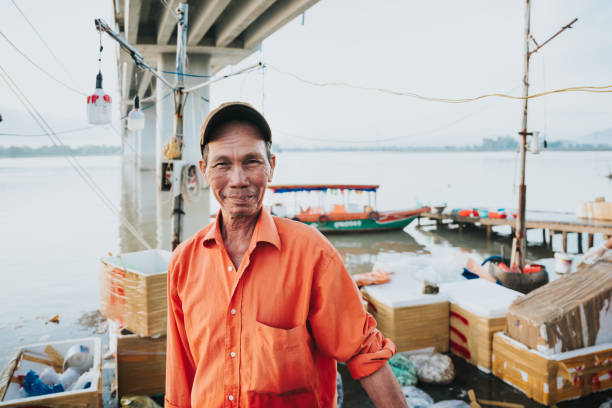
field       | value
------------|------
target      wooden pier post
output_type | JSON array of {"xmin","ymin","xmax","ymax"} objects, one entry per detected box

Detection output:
[
  {"xmin": 562, "ymin": 231, "xmax": 568, "ymax": 253},
  {"xmin": 549, "ymin": 230, "xmax": 554, "ymax": 250},
  {"xmin": 486, "ymin": 225, "xmax": 492, "ymax": 239},
  {"xmin": 542, "ymin": 229, "xmax": 546, "ymax": 245},
  {"xmin": 577, "ymin": 232, "xmax": 583, "ymax": 253}
]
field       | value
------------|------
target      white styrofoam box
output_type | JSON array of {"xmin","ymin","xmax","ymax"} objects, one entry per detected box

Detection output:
[
  {"xmin": 441, "ymin": 279, "xmax": 523, "ymax": 318},
  {"xmin": 363, "ymin": 272, "xmax": 448, "ymax": 308},
  {"xmin": 101, "ymin": 249, "xmax": 171, "ymax": 276},
  {"xmin": 1, "ymin": 337, "xmax": 101, "ymax": 404}
]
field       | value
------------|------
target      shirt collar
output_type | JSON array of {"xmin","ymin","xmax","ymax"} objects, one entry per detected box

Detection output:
[{"xmin": 202, "ymin": 208, "xmax": 281, "ymax": 251}]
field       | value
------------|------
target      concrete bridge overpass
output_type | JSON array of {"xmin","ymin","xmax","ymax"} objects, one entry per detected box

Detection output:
[{"xmin": 112, "ymin": 0, "xmax": 318, "ymax": 170}]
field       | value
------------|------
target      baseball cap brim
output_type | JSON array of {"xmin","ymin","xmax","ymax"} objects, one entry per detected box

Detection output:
[{"xmin": 200, "ymin": 102, "xmax": 271, "ymax": 154}]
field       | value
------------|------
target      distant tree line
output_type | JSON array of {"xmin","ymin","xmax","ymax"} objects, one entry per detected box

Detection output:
[
  {"xmin": 273, "ymin": 136, "xmax": 611, "ymax": 152},
  {"xmin": 0, "ymin": 145, "xmax": 121, "ymax": 157}
]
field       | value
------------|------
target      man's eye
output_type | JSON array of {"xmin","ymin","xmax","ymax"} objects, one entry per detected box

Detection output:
[{"xmin": 214, "ymin": 162, "xmax": 229, "ymax": 168}]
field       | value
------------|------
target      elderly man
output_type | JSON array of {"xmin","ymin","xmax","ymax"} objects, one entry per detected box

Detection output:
[{"xmin": 165, "ymin": 102, "xmax": 406, "ymax": 408}]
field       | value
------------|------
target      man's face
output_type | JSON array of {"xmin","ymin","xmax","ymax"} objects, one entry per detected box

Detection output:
[{"xmin": 201, "ymin": 121, "xmax": 275, "ymax": 220}]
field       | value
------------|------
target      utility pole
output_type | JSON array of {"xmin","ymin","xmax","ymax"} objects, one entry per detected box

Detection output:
[
  {"xmin": 96, "ymin": 8, "xmax": 260, "ymax": 251},
  {"xmin": 510, "ymin": 0, "xmax": 577, "ymax": 270},
  {"xmin": 171, "ymin": 3, "xmax": 188, "ymax": 250}
]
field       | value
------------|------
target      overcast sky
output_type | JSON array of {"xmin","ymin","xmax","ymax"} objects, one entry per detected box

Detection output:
[{"xmin": 1, "ymin": 0, "xmax": 612, "ymax": 147}]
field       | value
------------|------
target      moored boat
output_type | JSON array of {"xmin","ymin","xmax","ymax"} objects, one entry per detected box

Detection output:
[{"xmin": 267, "ymin": 184, "xmax": 429, "ymax": 233}]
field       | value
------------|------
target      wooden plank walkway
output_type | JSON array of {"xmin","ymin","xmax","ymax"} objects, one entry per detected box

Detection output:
[{"xmin": 419, "ymin": 210, "xmax": 612, "ymax": 253}]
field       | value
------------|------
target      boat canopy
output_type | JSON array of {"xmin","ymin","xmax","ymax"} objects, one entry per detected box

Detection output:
[{"xmin": 268, "ymin": 184, "xmax": 379, "ymax": 193}]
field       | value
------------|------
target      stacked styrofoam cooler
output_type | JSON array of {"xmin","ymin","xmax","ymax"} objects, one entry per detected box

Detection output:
[
  {"xmin": 492, "ymin": 253, "xmax": 612, "ymax": 406},
  {"xmin": 362, "ymin": 273, "xmax": 449, "ymax": 353},
  {"xmin": 440, "ymin": 279, "xmax": 522, "ymax": 373},
  {"xmin": 99, "ymin": 249, "xmax": 171, "ymax": 397},
  {"xmin": 0, "ymin": 338, "xmax": 102, "ymax": 407}
]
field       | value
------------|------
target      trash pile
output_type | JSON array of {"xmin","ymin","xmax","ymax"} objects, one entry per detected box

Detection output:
[{"xmin": 0, "ymin": 338, "xmax": 102, "ymax": 406}]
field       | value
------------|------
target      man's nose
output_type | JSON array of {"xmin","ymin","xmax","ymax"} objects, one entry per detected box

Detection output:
[{"xmin": 228, "ymin": 165, "xmax": 248, "ymax": 187}]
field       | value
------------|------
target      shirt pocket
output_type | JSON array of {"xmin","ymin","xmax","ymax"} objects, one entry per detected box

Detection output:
[{"xmin": 249, "ymin": 321, "xmax": 316, "ymax": 395}]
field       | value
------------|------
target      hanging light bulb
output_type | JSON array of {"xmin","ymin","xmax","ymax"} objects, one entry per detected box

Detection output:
[
  {"xmin": 127, "ymin": 95, "xmax": 145, "ymax": 131},
  {"xmin": 529, "ymin": 131, "xmax": 540, "ymax": 154},
  {"xmin": 86, "ymin": 71, "xmax": 112, "ymax": 125}
]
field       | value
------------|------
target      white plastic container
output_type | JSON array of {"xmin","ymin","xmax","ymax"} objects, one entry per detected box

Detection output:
[
  {"xmin": 86, "ymin": 72, "xmax": 112, "ymax": 125},
  {"xmin": 554, "ymin": 252, "xmax": 573, "ymax": 274}
]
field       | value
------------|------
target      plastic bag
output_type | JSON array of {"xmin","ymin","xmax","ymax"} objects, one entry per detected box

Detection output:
[
  {"xmin": 23, "ymin": 370, "xmax": 64, "ymax": 396},
  {"xmin": 120, "ymin": 395, "xmax": 162, "ymax": 408},
  {"xmin": 336, "ymin": 372, "xmax": 344, "ymax": 408},
  {"xmin": 408, "ymin": 352, "xmax": 455, "ymax": 384},
  {"xmin": 388, "ymin": 354, "xmax": 418, "ymax": 386},
  {"xmin": 352, "ymin": 268, "xmax": 393, "ymax": 287},
  {"xmin": 432, "ymin": 401, "xmax": 470, "ymax": 408},
  {"xmin": 402, "ymin": 386, "xmax": 433, "ymax": 408}
]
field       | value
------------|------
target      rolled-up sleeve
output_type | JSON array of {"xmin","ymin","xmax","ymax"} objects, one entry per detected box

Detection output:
[
  {"xmin": 165, "ymin": 252, "xmax": 196, "ymax": 408},
  {"xmin": 308, "ymin": 250, "xmax": 396, "ymax": 379}
]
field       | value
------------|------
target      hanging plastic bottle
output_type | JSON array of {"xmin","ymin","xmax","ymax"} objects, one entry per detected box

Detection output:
[
  {"xmin": 127, "ymin": 96, "xmax": 145, "ymax": 131},
  {"xmin": 87, "ymin": 31, "xmax": 112, "ymax": 125},
  {"xmin": 86, "ymin": 71, "xmax": 112, "ymax": 125}
]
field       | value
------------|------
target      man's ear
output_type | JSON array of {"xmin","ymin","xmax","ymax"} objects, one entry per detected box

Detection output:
[
  {"xmin": 199, "ymin": 159, "xmax": 209, "ymax": 186},
  {"xmin": 268, "ymin": 154, "xmax": 276, "ymax": 182}
]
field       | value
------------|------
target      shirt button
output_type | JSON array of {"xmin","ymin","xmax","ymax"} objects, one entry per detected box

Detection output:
[
  {"xmin": 230, "ymin": 351, "xmax": 236, "ymax": 358},
  {"xmin": 227, "ymin": 266, "xmax": 233, "ymax": 272},
  {"xmin": 228, "ymin": 395, "xmax": 234, "ymax": 401},
  {"xmin": 231, "ymin": 309, "xmax": 236, "ymax": 315}
]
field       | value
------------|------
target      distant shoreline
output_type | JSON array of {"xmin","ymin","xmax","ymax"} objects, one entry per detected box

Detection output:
[
  {"xmin": 0, "ymin": 145, "xmax": 121, "ymax": 158},
  {"xmin": 1, "ymin": 144, "xmax": 610, "ymax": 158}
]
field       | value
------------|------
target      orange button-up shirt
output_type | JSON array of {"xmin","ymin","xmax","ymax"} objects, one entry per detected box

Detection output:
[{"xmin": 165, "ymin": 209, "xmax": 395, "ymax": 408}]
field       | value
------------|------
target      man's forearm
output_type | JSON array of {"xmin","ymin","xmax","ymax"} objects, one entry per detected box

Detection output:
[{"xmin": 359, "ymin": 363, "xmax": 407, "ymax": 408}]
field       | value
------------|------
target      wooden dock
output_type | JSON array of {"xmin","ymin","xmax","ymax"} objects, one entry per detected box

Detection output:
[{"xmin": 419, "ymin": 210, "xmax": 612, "ymax": 253}]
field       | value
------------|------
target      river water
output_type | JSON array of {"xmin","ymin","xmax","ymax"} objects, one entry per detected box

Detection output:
[{"xmin": 0, "ymin": 150, "xmax": 610, "ymax": 380}]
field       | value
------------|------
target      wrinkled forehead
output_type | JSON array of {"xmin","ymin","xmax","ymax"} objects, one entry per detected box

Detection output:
[{"xmin": 206, "ymin": 121, "xmax": 268, "ymax": 158}]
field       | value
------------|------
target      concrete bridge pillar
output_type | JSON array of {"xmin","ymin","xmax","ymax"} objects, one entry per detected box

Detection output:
[{"xmin": 154, "ymin": 52, "xmax": 211, "ymax": 249}]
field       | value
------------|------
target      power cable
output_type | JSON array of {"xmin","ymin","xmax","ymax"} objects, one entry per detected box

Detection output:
[
  {"xmin": 267, "ymin": 64, "xmax": 612, "ymax": 103},
  {"xmin": 276, "ymin": 84, "xmax": 523, "ymax": 145},
  {"xmin": 0, "ymin": 31, "xmax": 86, "ymax": 96},
  {"xmin": 0, "ymin": 63, "xmax": 152, "ymax": 250},
  {"xmin": 9, "ymin": 0, "xmax": 83, "ymax": 92}
]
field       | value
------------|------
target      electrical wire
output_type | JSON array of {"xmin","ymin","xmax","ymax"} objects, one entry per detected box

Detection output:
[
  {"xmin": 276, "ymin": 84, "xmax": 523, "ymax": 145},
  {"xmin": 9, "ymin": 0, "xmax": 84, "ymax": 93},
  {"xmin": 184, "ymin": 62, "xmax": 264, "ymax": 93},
  {"xmin": 0, "ymin": 31, "xmax": 87, "ymax": 96},
  {"xmin": 0, "ymin": 63, "xmax": 153, "ymax": 250},
  {"xmin": 267, "ymin": 64, "xmax": 612, "ymax": 103},
  {"xmin": 159, "ymin": 0, "xmax": 180, "ymax": 21},
  {"xmin": 162, "ymin": 70, "xmax": 211, "ymax": 78}
]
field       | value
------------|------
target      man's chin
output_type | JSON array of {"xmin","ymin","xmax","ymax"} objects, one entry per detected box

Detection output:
[{"xmin": 223, "ymin": 204, "xmax": 260, "ymax": 219}]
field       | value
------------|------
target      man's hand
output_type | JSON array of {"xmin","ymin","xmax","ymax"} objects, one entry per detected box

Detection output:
[{"xmin": 359, "ymin": 363, "xmax": 407, "ymax": 407}]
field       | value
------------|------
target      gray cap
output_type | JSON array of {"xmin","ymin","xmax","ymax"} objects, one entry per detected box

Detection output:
[{"xmin": 199, "ymin": 102, "xmax": 271, "ymax": 155}]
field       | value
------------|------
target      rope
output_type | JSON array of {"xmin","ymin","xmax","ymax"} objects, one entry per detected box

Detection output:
[
  {"xmin": 267, "ymin": 64, "xmax": 612, "ymax": 103},
  {"xmin": 0, "ymin": 31, "xmax": 86, "ymax": 96},
  {"xmin": 0, "ymin": 63, "xmax": 153, "ymax": 250},
  {"xmin": 9, "ymin": 0, "xmax": 83, "ymax": 93}
]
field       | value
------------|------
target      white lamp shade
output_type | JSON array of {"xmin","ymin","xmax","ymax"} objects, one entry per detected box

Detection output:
[
  {"xmin": 127, "ymin": 108, "xmax": 145, "ymax": 131},
  {"xmin": 86, "ymin": 88, "xmax": 112, "ymax": 125}
]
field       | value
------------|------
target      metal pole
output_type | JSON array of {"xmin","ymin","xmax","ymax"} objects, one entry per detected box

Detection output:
[
  {"xmin": 511, "ymin": 0, "xmax": 531, "ymax": 270},
  {"xmin": 171, "ymin": 3, "xmax": 188, "ymax": 250}
]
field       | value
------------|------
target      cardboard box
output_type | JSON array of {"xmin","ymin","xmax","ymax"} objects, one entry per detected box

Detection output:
[
  {"xmin": 363, "ymin": 274, "xmax": 449, "ymax": 352},
  {"xmin": 109, "ymin": 321, "xmax": 166, "ymax": 397},
  {"xmin": 506, "ymin": 253, "xmax": 612, "ymax": 355},
  {"xmin": 0, "ymin": 337, "xmax": 102, "ymax": 408},
  {"xmin": 100, "ymin": 249, "xmax": 171, "ymax": 337},
  {"xmin": 492, "ymin": 332, "xmax": 612, "ymax": 406},
  {"xmin": 442, "ymin": 279, "xmax": 522, "ymax": 372}
]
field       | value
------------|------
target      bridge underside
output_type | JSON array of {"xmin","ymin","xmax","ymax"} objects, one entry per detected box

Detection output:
[{"xmin": 113, "ymin": 0, "xmax": 319, "ymax": 114}]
